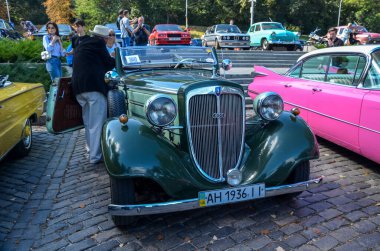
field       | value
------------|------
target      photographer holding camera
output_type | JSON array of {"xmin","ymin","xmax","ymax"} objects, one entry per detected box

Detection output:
[{"xmin": 132, "ymin": 16, "xmax": 151, "ymax": 46}]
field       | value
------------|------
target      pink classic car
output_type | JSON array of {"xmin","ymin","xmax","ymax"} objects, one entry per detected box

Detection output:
[{"xmin": 248, "ymin": 45, "xmax": 380, "ymax": 164}]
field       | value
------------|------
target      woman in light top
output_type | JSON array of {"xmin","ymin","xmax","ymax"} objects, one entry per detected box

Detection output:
[
  {"xmin": 106, "ymin": 29, "xmax": 119, "ymax": 58},
  {"xmin": 42, "ymin": 22, "xmax": 66, "ymax": 81}
]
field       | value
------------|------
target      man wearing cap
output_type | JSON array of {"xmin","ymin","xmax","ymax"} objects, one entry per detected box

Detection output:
[
  {"xmin": 327, "ymin": 27, "xmax": 344, "ymax": 47},
  {"xmin": 71, "ymin": 25, "xmax": 115, "ymax": 164}
]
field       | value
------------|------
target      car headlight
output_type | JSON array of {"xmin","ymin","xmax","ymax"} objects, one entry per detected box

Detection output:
[
  {"xmin": 253, "ymin": 92, "xmax": 284, "ymax": 121},
  {"xmin": 145, "ymin": 95, "xmax": 177, "ymax": 127}
]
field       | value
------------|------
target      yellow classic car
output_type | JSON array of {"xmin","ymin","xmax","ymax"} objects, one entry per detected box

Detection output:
[{"xmin": 0, "ymin": 75, "xmax": 45, "ymax": 161}]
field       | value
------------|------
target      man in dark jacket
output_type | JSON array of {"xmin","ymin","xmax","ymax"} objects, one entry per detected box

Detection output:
[
  {"xmin": 72, "ymin": 25, "xmax": 115, "ymax": 164},
  {"xmin": 132, "ymin": 16, "xmax": 150, "ymax": 46},
  {"xmin": 327, "ymin": 27, "xmax": 344, "ymax": 47}
]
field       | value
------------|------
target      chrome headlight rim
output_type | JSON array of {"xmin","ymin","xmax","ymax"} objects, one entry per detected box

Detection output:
[
  {"xmin": 253, "ymin": 92, "xmax": 284, "ymax": 121},
  {"xmin": 144, "ymin": 94, "xmax": 177, "ymax": 127}
]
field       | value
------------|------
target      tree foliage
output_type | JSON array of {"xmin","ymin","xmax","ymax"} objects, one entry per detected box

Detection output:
[
  {"xmin": 2, "ymin": 0, "xmax": 379, "ymax": 34},
  {"xmin": 43, "ymin": 0, "xmax": 75, "ymax": 24}
]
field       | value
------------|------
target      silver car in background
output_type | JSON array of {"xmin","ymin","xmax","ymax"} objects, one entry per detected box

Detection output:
[{"xmin": 202, "ymin": 24, "xmax": 250, "ymax": 50}]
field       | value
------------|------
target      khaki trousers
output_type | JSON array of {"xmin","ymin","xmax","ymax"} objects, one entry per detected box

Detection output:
[{"xmin": 76, "ymin": 92, "xmax": 107, "ymax": 163}]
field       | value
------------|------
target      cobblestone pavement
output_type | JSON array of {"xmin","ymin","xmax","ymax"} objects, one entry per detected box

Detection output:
[{"xmin": 0, "ymin": 126, "xmax": 379, "ymax": 251}]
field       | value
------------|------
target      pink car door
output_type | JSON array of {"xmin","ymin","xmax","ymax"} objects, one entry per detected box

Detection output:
[
  {"xmin": 307, "ymin": 55, "xmax": 367, "ymax": 153},
  {"xmin": 359, "ymin": 56, "xmax": 380, "ymax": 163}
]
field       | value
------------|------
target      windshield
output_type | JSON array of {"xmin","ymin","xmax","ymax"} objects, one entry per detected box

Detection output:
[
  {"xmin": 216, "ymin": 24, "xmax": 241, "ymax": 33},
  {"xmin": 156, "ymin": 25, "xmax": 183, "ymax": 32},
  {"xmin": 105, "ymin": 23, "xmax": 118, "ymax": 31},
  {"xmin": 119, "ymin": 46, "xmax": 217, "ymax": 70},
  {"xmin": 39, "ymin": 25, "xmax": 71, "ymax": 33},
  {"xmin": 261, "ymin": 23, "xmax": 284, "ymax": 30},
  {"xmin": 354, "ymin": 26, "xmax": 368, "ymax": 33},
  {"xmin": 58, "ymin": 25, "xmax": 71, "ymax": 32},
  {"xmin": 0, "ymin": 21, "xmax": 5, "ymax": 29}
]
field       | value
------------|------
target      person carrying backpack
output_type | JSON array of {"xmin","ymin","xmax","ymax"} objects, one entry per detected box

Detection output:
[{"xmin": 116, "ymin": 9, "xmax": 123, "ymax": 30}]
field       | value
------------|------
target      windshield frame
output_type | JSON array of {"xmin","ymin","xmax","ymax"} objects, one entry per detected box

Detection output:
[
  {"xmin": 155, "ymin": 24, "xmax": 183, "ymax": 32},
  {"xmin": 215, "ymin": 24, "xmax": 242, "ymax": 34},
  {"xmin": 261, "ymin": 22, "xmax": 285, "ymax": 30},
  {"xmin": 116, "ymin": 46, "xmax": 219, "ymax": 74}
]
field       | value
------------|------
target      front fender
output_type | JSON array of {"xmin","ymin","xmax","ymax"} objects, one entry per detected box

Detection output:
[
  {"xmin": 242, "ymin": 111, "xmax": 319, "ymax": 186},
  {"xmin": 101, "ymin": 118, "xmax": 203, "ymax": 198}
]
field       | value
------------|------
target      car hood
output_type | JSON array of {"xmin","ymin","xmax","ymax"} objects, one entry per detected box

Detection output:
[
  {"xmin": 215, "ymin": 32, "xmax": 247, "ymax": 36},
  {"xmin": 271, "ymin": 30, "xmax": 295, "ymax": 37},
  {"xmin": 357, "ymin": 32, "xmax": 380, "ymax": 38},
  {"xmin": 124, "ymin": 70, "xmax": 212, "ymax": 94},
  {"xmin": 0, "ymin": 82, "xmax": 44, "ymax": 103}
]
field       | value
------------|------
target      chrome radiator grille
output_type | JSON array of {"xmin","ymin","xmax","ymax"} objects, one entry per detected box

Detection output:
[{"xmin": 187, "ymin": 87, "xmax": 245, "ymax": 182}]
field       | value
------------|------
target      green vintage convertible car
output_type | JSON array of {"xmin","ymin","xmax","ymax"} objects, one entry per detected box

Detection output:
[{"xmin": 47, "ymin": 46, "xmax": 322, "ymax": 226}]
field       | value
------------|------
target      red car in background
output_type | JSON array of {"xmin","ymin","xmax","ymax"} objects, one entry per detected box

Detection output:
[
  {"xmin": 336, "ymin": 25, "xmax": 380, "ymax": 44},
  {"xmin": 149, "ymin": 24, "xmax": 191, "ymax": 46}
]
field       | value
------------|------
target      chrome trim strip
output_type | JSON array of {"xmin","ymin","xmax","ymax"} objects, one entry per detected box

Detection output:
[
  {"xmin": 216, "ymin": 94, "xmax": 224, "ymax": 180},
  {"xmin": 108, "ymin": 176, "xmax": 324, "ymax": 216},
  {"xmin": 285, "ymin": 101, "xmax": 380, "ymax": 134},
  {"xmin": 128, "ymin": 85, "xmax": 177, "ymax": 95},
  {"xmin": 129, "ymin": 100, "xmax": 144, "ymax": 107}
]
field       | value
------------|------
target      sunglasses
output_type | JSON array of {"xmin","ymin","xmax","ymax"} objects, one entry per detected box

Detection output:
[{"xmin": 109, "ymin": 34, "xmax": 115, "ymax": 36}]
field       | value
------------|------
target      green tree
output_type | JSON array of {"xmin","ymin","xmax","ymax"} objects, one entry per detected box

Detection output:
[{"xmin": 343, "ymin": 0, "xmax": 380, "ymax": 32}]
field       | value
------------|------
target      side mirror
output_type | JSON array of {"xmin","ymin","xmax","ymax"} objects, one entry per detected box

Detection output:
[
  {"xmin": 222, "ymin": 59, "xmax": 232, "ymax": 71},
  {"xmin": 152, "ymin": 28, "xmax": 156, "ymax": 32},
  {"xmin": 185, "ymin": 28, "xmax": 191, "ymax": 32}
]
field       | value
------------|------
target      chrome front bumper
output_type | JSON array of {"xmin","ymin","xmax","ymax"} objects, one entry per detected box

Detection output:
[
  {"xmin": 220, "ymin": 42, "xmax": 250, "ymax": 48},
  {"xmin": 269, "ymin": 40, "xmax": 301, "ymax": 45},
  {"xmin": 109, "ymin": 176, "xmax": 323, "ymax": 216}
]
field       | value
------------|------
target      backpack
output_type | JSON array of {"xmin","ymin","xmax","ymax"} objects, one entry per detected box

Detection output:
[{"xmin": 116, "ymin": 17, "xmax": 121, "ymax": 30}]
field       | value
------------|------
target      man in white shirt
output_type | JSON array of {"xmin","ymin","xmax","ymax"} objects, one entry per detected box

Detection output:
[{"xmin": 120, "ymin": 10, "xmax": 133, "ymax": 47}]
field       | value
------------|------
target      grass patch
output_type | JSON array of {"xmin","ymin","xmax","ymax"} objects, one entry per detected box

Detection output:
[{"xmin": 180, "ymin": 25, "xmax": 207, "ymax": 38}]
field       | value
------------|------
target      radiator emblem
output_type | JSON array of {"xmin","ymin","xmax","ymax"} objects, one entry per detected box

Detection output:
[
  {"xmin": 215, "ymin": 86, "xmax": 222, "ymax": 96},
  {"xmin": 212, "ymin": 113, "xmax": 225, "ymax": 119}
]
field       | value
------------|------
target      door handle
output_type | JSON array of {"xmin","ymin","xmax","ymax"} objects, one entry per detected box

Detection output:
[
  {"xmin": 312, "ymin": 88, "xmax": 322, "ymax": 92},
  {"xmin": 284, "ymin": 83, "xmax": 292, "ymax": 88}
]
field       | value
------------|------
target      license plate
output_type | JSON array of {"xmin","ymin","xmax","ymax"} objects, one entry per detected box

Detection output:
[
  {"xmin": 198, "ymin": 183, "xmax": 265, "ymax": 207},
  {"xmin": 169, "ymin": 37, "xmax": 181, "ymax": 41}
]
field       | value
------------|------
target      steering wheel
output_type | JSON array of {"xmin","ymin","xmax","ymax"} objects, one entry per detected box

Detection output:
[{"xmin": 174, "ymin": 58, "xmax": 197, "ymax": 69}]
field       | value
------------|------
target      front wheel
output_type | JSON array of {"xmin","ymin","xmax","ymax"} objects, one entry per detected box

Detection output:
[
  {"xmin": 110, "ymin": 177, "xmax": 136, "ymax": 226},
  {"xmin": 283, "ymin": 161, "xmax": 310, "ymax": 197},
  {"xmin": 261, "ymin": 39, "xmax": 271, "ymax": 50},
  {"xmin": 215, "ymin": 39, "xmax": 220, "ymax": 49},
  {"xmin": 13, "ymin": 118, "xmax": 32, "ymax": 157},
  {"xmin": 107, "ymin": 90, "xmax": 126, "ymax": 118}
]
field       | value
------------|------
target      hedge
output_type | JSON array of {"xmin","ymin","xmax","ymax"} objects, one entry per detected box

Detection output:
[
  {"xmin": 0, "ymin": 38, "xmax": 70, "ymax": 63},
  {"xmin": 0, "ymin": 63, "xmax": 53, "ymax": 91}
]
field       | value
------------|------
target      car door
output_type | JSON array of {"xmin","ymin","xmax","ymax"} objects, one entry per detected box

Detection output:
[
  {"xmin": 247, "ymin": 25, "xmax": 255, "ymax": 46},
  {"xmin": 252, "ymin": 24, "xmax": 263, "ymax": 46},
  {"xmin": 46, "ymin": 77, "xmax": 84, "ymax": 134},
  {"xmin": 359, "ymin": 52, "xmax": 380, "ymax": 163},
  {"xmin": 307, "ymin": 54, "xmax": 367, "ymax": 152},
  {"xmin": 207, "ymin": 26, "xmax": 215, "ymax": 46}
]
